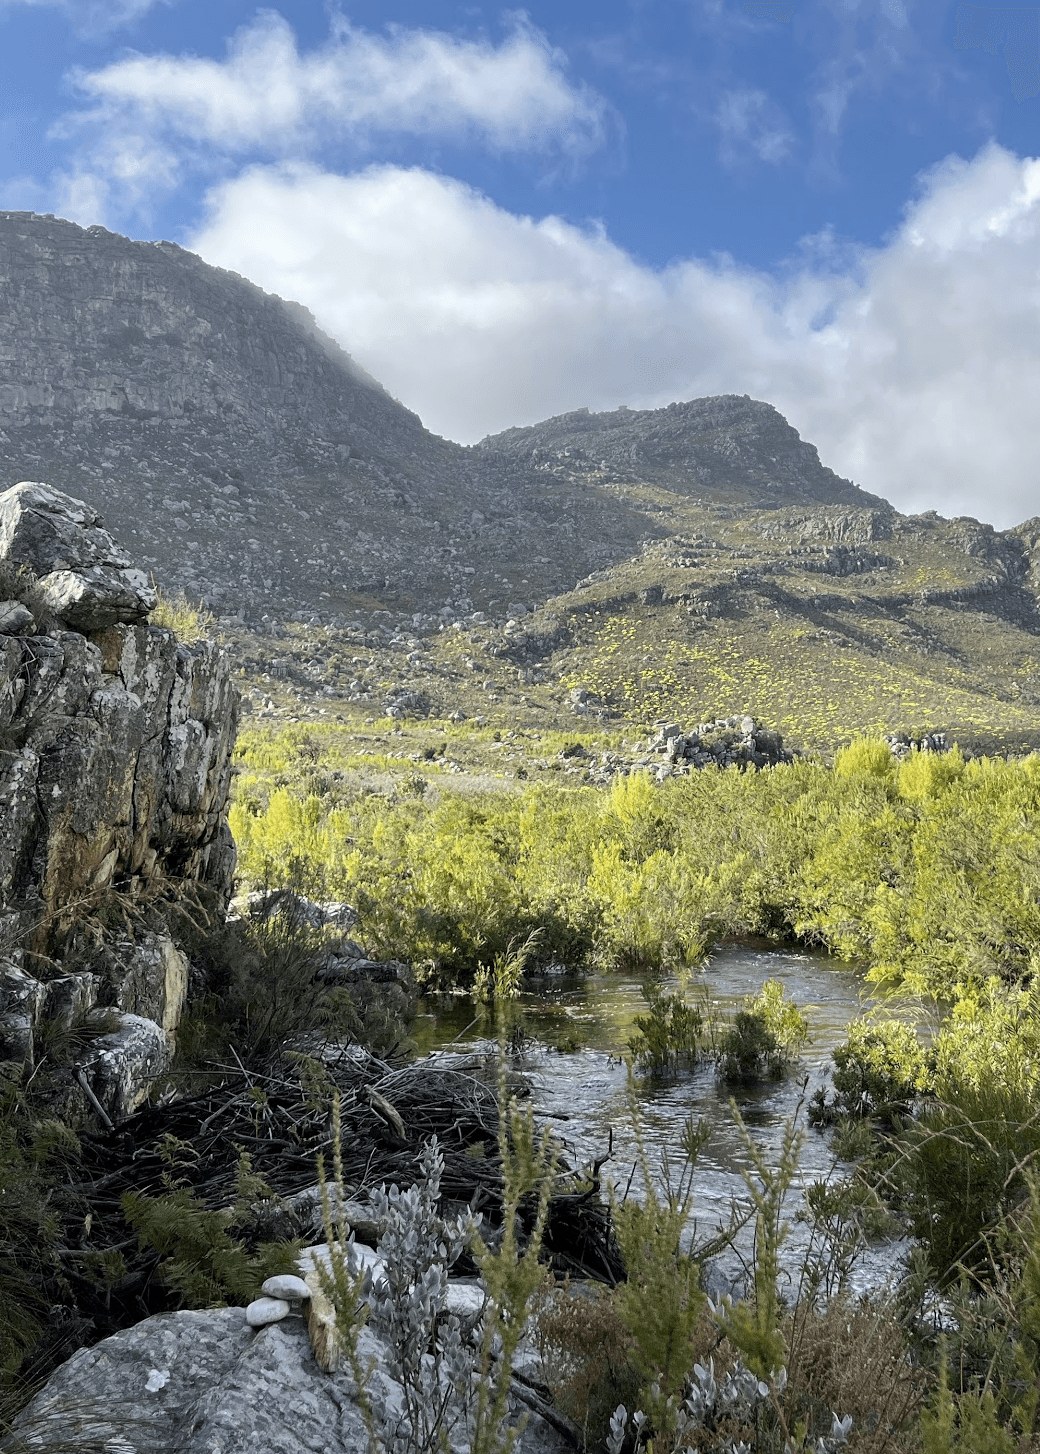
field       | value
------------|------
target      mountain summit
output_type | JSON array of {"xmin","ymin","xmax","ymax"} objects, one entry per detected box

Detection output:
[{"xmin": 0, "ymin": 211, "xmax": 878, "ymax": 622}]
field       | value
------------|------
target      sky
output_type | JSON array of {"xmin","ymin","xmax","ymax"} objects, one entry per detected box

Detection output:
[{"xmin": 0, "ymin": 0, "xmax": 1039, "ymax": 525}]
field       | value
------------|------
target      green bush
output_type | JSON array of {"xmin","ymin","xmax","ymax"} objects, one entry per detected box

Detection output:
[
  {"xmin": 825, "ymin": 1018, "xmax": 931, "ymax": 1123},
  {"xmin": 895, "ymin": 986, "xmax": 1040, "ymax": 1285},
  {"xmin": 628, "ymin": 982, "xmax": 705, "ymax": 1075},
  {"xmin": 228, "ymin": 732, "xmax": 1040, "ymax": 1003},
  {"xmin": 717, "ymin": 980, "xmax": 808, "ymax": 1084},
  {"xmin": 171, "ymin": 881, "xmax": 388, "ymax": 1072}
]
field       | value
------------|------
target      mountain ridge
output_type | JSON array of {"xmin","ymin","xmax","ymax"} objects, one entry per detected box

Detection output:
[
  {"xmin": 3, "ymin": 210, "xmax": 1040, "ymax": 753},
  {"xmin": 0, "ymin": 210, "xmax": 888, "ymax": 625}
]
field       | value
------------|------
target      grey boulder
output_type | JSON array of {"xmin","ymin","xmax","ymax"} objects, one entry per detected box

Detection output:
[
  {"xmin": 0, "ymin": 599, "xmax": 33, "ymax": 634},
  {"xmin": 0, "ymin": 481, "xmax": 157, "ymax": 629},
  {"xmin": 15, "ymin": 1306, "xmax": 570, "ymax": 1454}
]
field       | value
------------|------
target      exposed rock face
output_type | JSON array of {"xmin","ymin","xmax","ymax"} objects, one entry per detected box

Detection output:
[
  {"xmin": 0, "ymin": 481, "xmax": 238, "ymax": 1116},
  {"xmin": 0, "ymin": 211, "xmax": 886, "ymax": 624},
  {"xmin": 15, "ymin": 1307, "xmax": 567, "ymax": 1454},
  {"xmin": 478, "ymin": 396, "xmax": 883, "ymax": 509},
  {"xmin": 0, "ymin": 480, "xmax": 156, "ymax": 628}
]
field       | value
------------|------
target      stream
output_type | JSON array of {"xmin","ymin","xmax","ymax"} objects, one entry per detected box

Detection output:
[{"xmin": 414, "ymin": 944, "xmax": 913, "ymax": 1297}]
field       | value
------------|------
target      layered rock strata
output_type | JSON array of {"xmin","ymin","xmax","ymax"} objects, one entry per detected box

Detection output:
[{"xmin": 0, "ymin": 482, "xmax": 238, "ymax": 1117}]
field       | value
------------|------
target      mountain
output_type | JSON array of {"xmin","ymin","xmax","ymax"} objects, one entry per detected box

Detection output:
[
  {"xmin": 4, "ymin": 209, "xmax": 1040, "ymax": 754},
  {"xmin": 0, "ymin": 211, "xmax": 874, "ymax": 624},
  {"xmin": 477, "ymin": 395, "xmax": 880, "ymax": 510}
]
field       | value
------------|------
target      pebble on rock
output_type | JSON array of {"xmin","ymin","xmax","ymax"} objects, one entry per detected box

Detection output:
[
  {"xmin": 261, "ymin": 1274, "xmax": 311, "ymax": 1302},
  {"xmin": 245, "ymin": 1297, "xmax": 292, "ymax": 1328}
]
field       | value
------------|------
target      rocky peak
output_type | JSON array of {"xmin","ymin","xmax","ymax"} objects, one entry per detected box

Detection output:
[
  {"xmin": 0, "ymin": 212, "xmax": 893, "ymax": 625},
  {"xmin": 477, "ymin": 394, "xmax": 885, "ymax": 509}
]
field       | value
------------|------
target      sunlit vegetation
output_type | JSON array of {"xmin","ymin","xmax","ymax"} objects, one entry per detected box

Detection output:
[
  {"xmin": 555, "ymin": 606, "xmax": 1040, "ymax": 754},
  {"xmin": 214, "ymin": 719, "xmax": 1040, "ymax": 1450},
  {"xmin": 150, "ymin": 588, "xmax": 215, "ymax": 643},
  {"xmin": 231, "ymin": 731, "xmax": 1040, "ymax": 1004}
]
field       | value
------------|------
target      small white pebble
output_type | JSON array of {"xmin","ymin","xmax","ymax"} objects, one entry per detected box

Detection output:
[
  {"xmin": 261, "ymin": 1274, "xmax": 311, "ymax": 1301},
  {"xmin": 245, "ymin": 1297, "xmax": 291, "ymax": 1328},
  {"xmin": 145, "ymin": 1368, "xmax": 169, "ymax": 1393}
]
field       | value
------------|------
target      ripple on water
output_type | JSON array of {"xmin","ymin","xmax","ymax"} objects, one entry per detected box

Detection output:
[{"xmin": 415, "ymin": 944, "xmax": 911, "ymax": 1295}]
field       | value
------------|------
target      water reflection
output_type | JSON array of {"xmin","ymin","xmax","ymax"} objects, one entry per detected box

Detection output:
[{"xmin": 415, "ymin": 944, "xmax": 909, "ymax": 1293}]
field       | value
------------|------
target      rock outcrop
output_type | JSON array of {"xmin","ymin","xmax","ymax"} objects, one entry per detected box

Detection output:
[
  {"xmin": 0, "ymin": 481, "xmax": 238, "ymax": 1117},
  {"xmin": 13, "ymin": 1302, "xmax": 567, "ymax": 1454},
  {"xmin": 0, "ymin": 479, "xmax": 156, "ymax": 629}
]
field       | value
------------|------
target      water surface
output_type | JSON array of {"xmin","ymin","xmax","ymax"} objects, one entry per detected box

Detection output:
[{"xmin": 415, "ymin": 944, "xmax": 910, "ymax": 1294}]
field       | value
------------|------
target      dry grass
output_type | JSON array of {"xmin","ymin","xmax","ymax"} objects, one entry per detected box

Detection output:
[
  {"xmin": 784, "ymin": 1296, "xmax": 929, "ymax": 1454},
  {"xmin": 149, "ymin": 589, "xmax": 214, "ymax": 644}
]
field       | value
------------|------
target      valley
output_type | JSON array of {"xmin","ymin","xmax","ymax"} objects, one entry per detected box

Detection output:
[{"xmin": 5, "ymin": 212, "xmax": 1040, "ymax": 1454}]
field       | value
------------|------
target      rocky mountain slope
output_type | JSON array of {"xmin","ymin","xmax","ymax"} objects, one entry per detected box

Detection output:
[
  {"xmin": 0, "ymin": 211, "xmax": 875, "ymax": 625},
  {"xmin": 221, "ymin": 496, "xmax": 1040, "ymax": 760},
  {"xmin": 4, "ymin": 209, "xmax": 1040, "ymax": 752}
]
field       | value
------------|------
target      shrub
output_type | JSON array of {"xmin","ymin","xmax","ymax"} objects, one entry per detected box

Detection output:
[
  {"xmin": 784, "ymin": 1296, "xmax": 926, "ymax": 1454},
  {"xmin": 0, "ymin": 1070, "xmax": 78, "ymax": 1424},
  {"xmin": 149, "ymin": 589, "xmax": 215, "ymax": 643},
  {"xmin": 535, "ymin": 1282, "xmax": 639, "ymax": 1448},
  {"xmin": 628, "ymin": 981, "xmax": 705, "ymax": 1076},
  {"xmin": 817, "ymin": 1018, "xmax": 931, "ymax": 1124},
  {"xmin": 898, "ymin": 984, "xmax": 1040, "ymax": 1284},
  {"xmin": 717, "ymin": 979, "xmax": 809, "ymax": 1084},
  {"xmin": 833, "ymin": 739, "xmax": 895, "ymax": 781},
  {"xmin": 170, "ymin": 882, "xmax": 388, "ymax": 1072}
]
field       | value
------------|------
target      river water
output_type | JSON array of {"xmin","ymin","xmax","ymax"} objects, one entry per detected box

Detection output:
[{"xmin": 414, "ymin": 944, "xmax": 912, "ymax": 1296}]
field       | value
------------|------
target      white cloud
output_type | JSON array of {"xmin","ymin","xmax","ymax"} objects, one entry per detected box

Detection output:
[
  {"xmin": 2, "ymin": 0, "xmax": 163, "ymax": 36},
  {"xmin": 67, "ymin": 11, "xmax": 609, "ymax": 159},
  {"xmin": 190, "ymin": 144, "xmax": 1040, "ymax": 529},
  {"xmin": 53, "ymin": 12, "xmax": 611, "ymax": 227},
  {"xmin": 715, "ymin": 87, "xmax": 794, "ymax": 164}
]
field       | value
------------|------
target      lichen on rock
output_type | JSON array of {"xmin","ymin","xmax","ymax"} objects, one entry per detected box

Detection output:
[{"xmin": 0, "ymin": 480, "xmax": 238, "ymax": 1118}]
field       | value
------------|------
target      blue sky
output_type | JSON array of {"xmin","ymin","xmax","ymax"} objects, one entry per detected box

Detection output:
[{"xmin": 1, "ymin": 0, "xmax": 1039, "ymax": 524}]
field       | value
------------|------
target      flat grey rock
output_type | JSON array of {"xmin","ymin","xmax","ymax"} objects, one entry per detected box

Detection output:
[
  {"xmin": 260, "ymin": 1274, "xmax": 311, "ymax": 1302},
  {"xmin": 16, "ymin": 1306, "xmax": 571, "ymax": 1454}
]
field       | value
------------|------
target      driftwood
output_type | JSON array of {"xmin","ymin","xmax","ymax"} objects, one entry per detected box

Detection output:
[
  {"xmin": 71, "ymin": 1051, "xmax": 506, "ymax": 1218},
  {"xmin": 20, "ymin": 1045, "xmax": 621, "ymax": 1406}
]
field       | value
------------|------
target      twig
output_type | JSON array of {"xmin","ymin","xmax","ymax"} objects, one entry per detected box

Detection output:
[
  {"xmin": 508, "ymin": 1376, "xmax": 581, "ymax": 1447},
  {"xmin": 74, "ymin": 1068, "xmax": 115, "ymax": 1133},
  {"xmin": 199, "ymin": 1091, "xmax": 249, "ymax": 1133}
]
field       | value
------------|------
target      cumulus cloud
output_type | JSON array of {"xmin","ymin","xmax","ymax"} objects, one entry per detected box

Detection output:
[
  {"xmin": 190, "ymin": 144, "xmax": 1040, "ymax": 528},
  {"xmin": 66, "ymin": 11, "xmax": 610, "ymax": 158}
]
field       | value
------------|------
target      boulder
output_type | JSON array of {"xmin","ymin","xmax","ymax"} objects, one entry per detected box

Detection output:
[
  {"xmin": 0, "ymin": 481, "xmax": 157, "ymax": 630},
  {"xmin": 0, "ymin": 598, "xmax": 33, "ymax": 634},
  {"xmin": 14, "ymin": 1306, "xmax": 570, "ymax": 1454},
  {"xmin": 0, "ymin": 958, "xmax": 45, "ymax": 1062},
  {"xmin": 234, "ymin": 890, "xmax": 358, "ymax": 931},
  {"xmin": 103, "ymin": 932, "xmax": 190, "ymax": 1039},
  {"xmin": 80, "ymin": 1012, "xmax": 170, "ymax": 1120}
]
